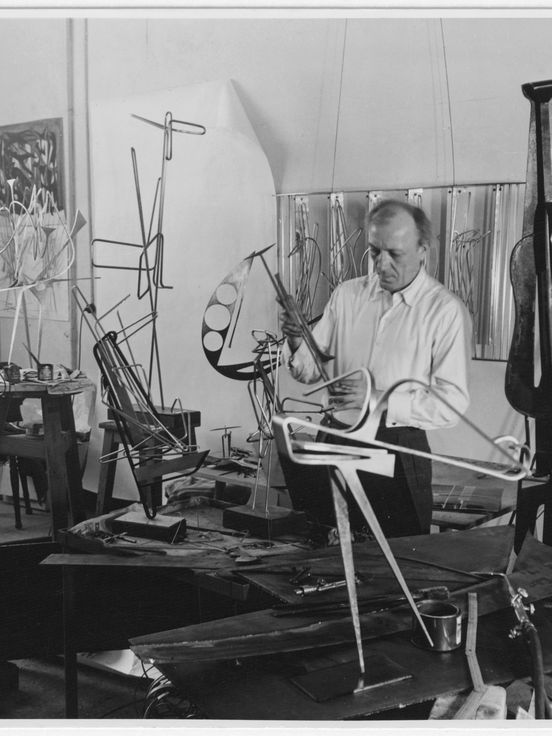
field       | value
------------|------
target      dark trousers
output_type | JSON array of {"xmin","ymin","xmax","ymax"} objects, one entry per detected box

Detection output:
[{"xmin": 279, "ymin": 423, "xmax": 433, "ymax": 538}]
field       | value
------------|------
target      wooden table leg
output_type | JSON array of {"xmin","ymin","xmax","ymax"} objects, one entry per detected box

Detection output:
[
  {"xmin": 8, "ymin": 457, "xmax": 22, "ymax": 529},
  {"xmin": 42, "ymin": 393, "xmax": 86, "ymax": 534},
  {"xmin": 63, "ymin": 565, "xmax": 78, "ymax": 719},
  {"xmin": 96, "ymin": 425, "xmax": 119, "ymax": 515}
]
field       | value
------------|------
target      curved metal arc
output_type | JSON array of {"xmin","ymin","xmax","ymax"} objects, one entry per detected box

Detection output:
[
  {"xmin": 275, "ymin": 371, "xmax": 530, "ymax": 482},
  {"xmin": 131, "ymin": 112, "xmax": 206, "ymax": 136},
  {"xmin": 303, "ymin": 367, "xmax": 372, "ymax": 433},
  {"xmin": 360, "ymin": 377, "xmax": 531, "ymax": 479}
]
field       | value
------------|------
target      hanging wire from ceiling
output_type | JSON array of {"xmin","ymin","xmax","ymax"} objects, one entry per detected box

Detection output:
[
  {"xmin": 439, "ymin": 19, "xmax": 456, "ymax": 187},
  {"xmin": 330, "ymin": 19, "xmax": 348, "ymax": 192}
]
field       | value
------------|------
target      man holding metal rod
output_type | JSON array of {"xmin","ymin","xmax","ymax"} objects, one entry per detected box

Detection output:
[{"xmin": 279, "ymin": 199, "xmax": 472, "ymax": 538}]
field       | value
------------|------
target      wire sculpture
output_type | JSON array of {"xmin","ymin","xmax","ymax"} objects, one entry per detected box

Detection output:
[
  {"xmin": 325, "ymin": 193, "xmax": 362, "ymax": 292},
  {"xmin": 242, "ymin": 328, "xmax": 326, "ymax": 520},
  {"xmin": 91, "ymin": 111, "xmax": 206, "ymax": 408},
  {"xmin": 73, "ymin": 284, "xmax": 208, "ymax": 519},
  {"xmin": 0, "ymin": 183, "xmax": 85, "ymax": 364},
  {"xmin": 290, "ymin": 198, "xmax": 322, "ymax": 321},
  {"xmin": 448, "ymin": 227, "xmax": 490, "ymax": 355}
]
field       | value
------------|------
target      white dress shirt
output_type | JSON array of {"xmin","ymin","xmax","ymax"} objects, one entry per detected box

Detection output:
[{"xmin": 284, "ymin": 267, "xmax": 472, "ymax": 430}]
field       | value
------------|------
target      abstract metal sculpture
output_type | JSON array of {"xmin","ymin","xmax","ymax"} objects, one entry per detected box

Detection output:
[
  {"xmin": 92, "ymin": 111, "xmax": 205, "ymax": 407},
  {"xmin": 74, "ymin": 284, "xmax": 208, "ymax": 518},
  {"xmin": 273, "ymin": 367, "xmax": 530, "ymax": 689}
]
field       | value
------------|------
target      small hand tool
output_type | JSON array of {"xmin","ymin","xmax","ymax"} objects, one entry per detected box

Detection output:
[{"xmin": 294, "ymin": 573, "xmax": 363, "ymax": 597}]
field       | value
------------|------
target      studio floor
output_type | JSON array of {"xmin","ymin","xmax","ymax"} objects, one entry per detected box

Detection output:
[
  {"xmin": 0, "ymin": 500, "xmax": 150, "ymax": 721},
  {"xmin": 0, "ymin": 499, "xmax": 52, "ymax": 542},
  {"xmin": 1, "ymin": 657, "xmax": 150, "ymax": 720}
]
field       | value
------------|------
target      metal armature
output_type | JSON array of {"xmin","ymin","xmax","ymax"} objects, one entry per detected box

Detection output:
[
  {"xmin": 73, "ymin": 283, "xmax": 206, "ymax": 518},
  {"xmin": 245, "ymin": 330, "xmax": 326, "ymax": 516},
  {"xmin": 91, "ymin": 110, "xmax": 206, "ymax": 408},
  {"xmin": 92, "ymin": 329, "xmax": 208, "ymax": 519}
]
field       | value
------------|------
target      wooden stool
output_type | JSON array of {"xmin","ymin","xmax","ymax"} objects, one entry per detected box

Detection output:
[{"xmin": 96, "ymin": 408, "xmax": 201, "ymax": 515}]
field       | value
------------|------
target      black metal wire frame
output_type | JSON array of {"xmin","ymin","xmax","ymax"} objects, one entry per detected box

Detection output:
[{"xmin": 93, "ymin": 330, "xmax": 208, "ymax": 519}]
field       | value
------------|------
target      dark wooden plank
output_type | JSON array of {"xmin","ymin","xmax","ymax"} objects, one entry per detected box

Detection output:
[
  {"xmin": 0, "ymin": 435, "xmax": 47, "ymax": 458},
  {"xmin": 154, "ymin": 604, "xmax": 552, "ymax": 720},
  {"xmin": 42, "ymin": 552, "xmax": 229, "ymax": 568},
  {"xmin": 235, "ymin": 525, "xmax": 515, "ymax": 603}
]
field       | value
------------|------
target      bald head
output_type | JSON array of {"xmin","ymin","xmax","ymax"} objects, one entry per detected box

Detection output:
[{"xmin": 367, "ymin": 200, "xmax": 430, "ymax": 292}]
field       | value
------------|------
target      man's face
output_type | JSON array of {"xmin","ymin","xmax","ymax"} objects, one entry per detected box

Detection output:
[{"xmin": 368, "ymin": 209, "xmax": 427, "ymax": 293}]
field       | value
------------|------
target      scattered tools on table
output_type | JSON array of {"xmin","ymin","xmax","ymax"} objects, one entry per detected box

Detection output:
[{"xmin": 274, "ymin": 585, "xmax": 450, "ymax": 618}]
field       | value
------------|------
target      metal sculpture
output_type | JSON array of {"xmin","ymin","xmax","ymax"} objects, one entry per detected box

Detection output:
[
  {"xmin": 290, "ymin": 197, "xmax": 322, "ymax": 321},
  {"xmin": 91, "ymin": 111, "xmax": 205, "ymax": 408},
  {"xmin": 0, "ymin": 184, "xmax": 85, "ymax": 364},
  {"xmin": 326, "ymin": 192, "xmax": 362, "ymax": 292},
  {"xmin": 273, "ymin": 367, "xmax": 530, "ymax": 691},
  {"xmin": 74, "ymin": 284, "xmax": 207, "ymax": 518},
  {"xmin": 201, "ymin": 243, "xmax": 276, "ymax": 381}
]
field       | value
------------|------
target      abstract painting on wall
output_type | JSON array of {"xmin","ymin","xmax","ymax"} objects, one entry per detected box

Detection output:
[{"xmin": 0, "ymin": 117, "xmax": 64, "ymax": 209}]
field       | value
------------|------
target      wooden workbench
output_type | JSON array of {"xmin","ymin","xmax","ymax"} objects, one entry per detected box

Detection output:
[
  {"xmin": 0, "ymin": 380, "xmax": 90, "ymax": 534},
  {"xmin": 128, "ymin": 528, "xmax": 552, "ymax": 719}
]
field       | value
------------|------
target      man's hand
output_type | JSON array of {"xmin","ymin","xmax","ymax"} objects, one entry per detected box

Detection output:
[{"xmin": 328, "ymin": 375, "xmax": 369, "ymax": 411}]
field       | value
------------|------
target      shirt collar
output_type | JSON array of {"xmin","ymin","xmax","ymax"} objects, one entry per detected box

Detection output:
[{"xmin": 369, "ymin": 266, "xmax": 428, "ymax": 306}]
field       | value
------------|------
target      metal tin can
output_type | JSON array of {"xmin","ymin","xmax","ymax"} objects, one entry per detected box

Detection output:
[
  {"xmin": 411, "ymin": 599, "xmax": 463, "ymax": 652},
  {"xmin": 38, "ymin": 363, "xmax": 54, "ymax": 381},
  {"xmin": 4, "ymin": 363, "xmax": 20, "ymax": 383}
]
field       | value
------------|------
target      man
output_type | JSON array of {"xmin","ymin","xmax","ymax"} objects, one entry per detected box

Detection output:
[{"xmin": 280, "ymin": 199, "xmax": 472, "ymax": 538}]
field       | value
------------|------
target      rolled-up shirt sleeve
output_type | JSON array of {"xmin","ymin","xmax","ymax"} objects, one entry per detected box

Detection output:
[{"xmin": 386, "ymin": 298, "xmax": 472, "ymax": 430}]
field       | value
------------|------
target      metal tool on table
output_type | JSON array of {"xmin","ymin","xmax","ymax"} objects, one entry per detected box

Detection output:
[
  {"xmin": 295, "ymin": 574, "xmax": 362, "ymax": 597},
  {"xmin": 504, "ymin": 577, "xmax": 552, "ymax": 719},
  {"xmin": 210, "ymin": 425, "xmax": 240, "ymax": 458}
]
